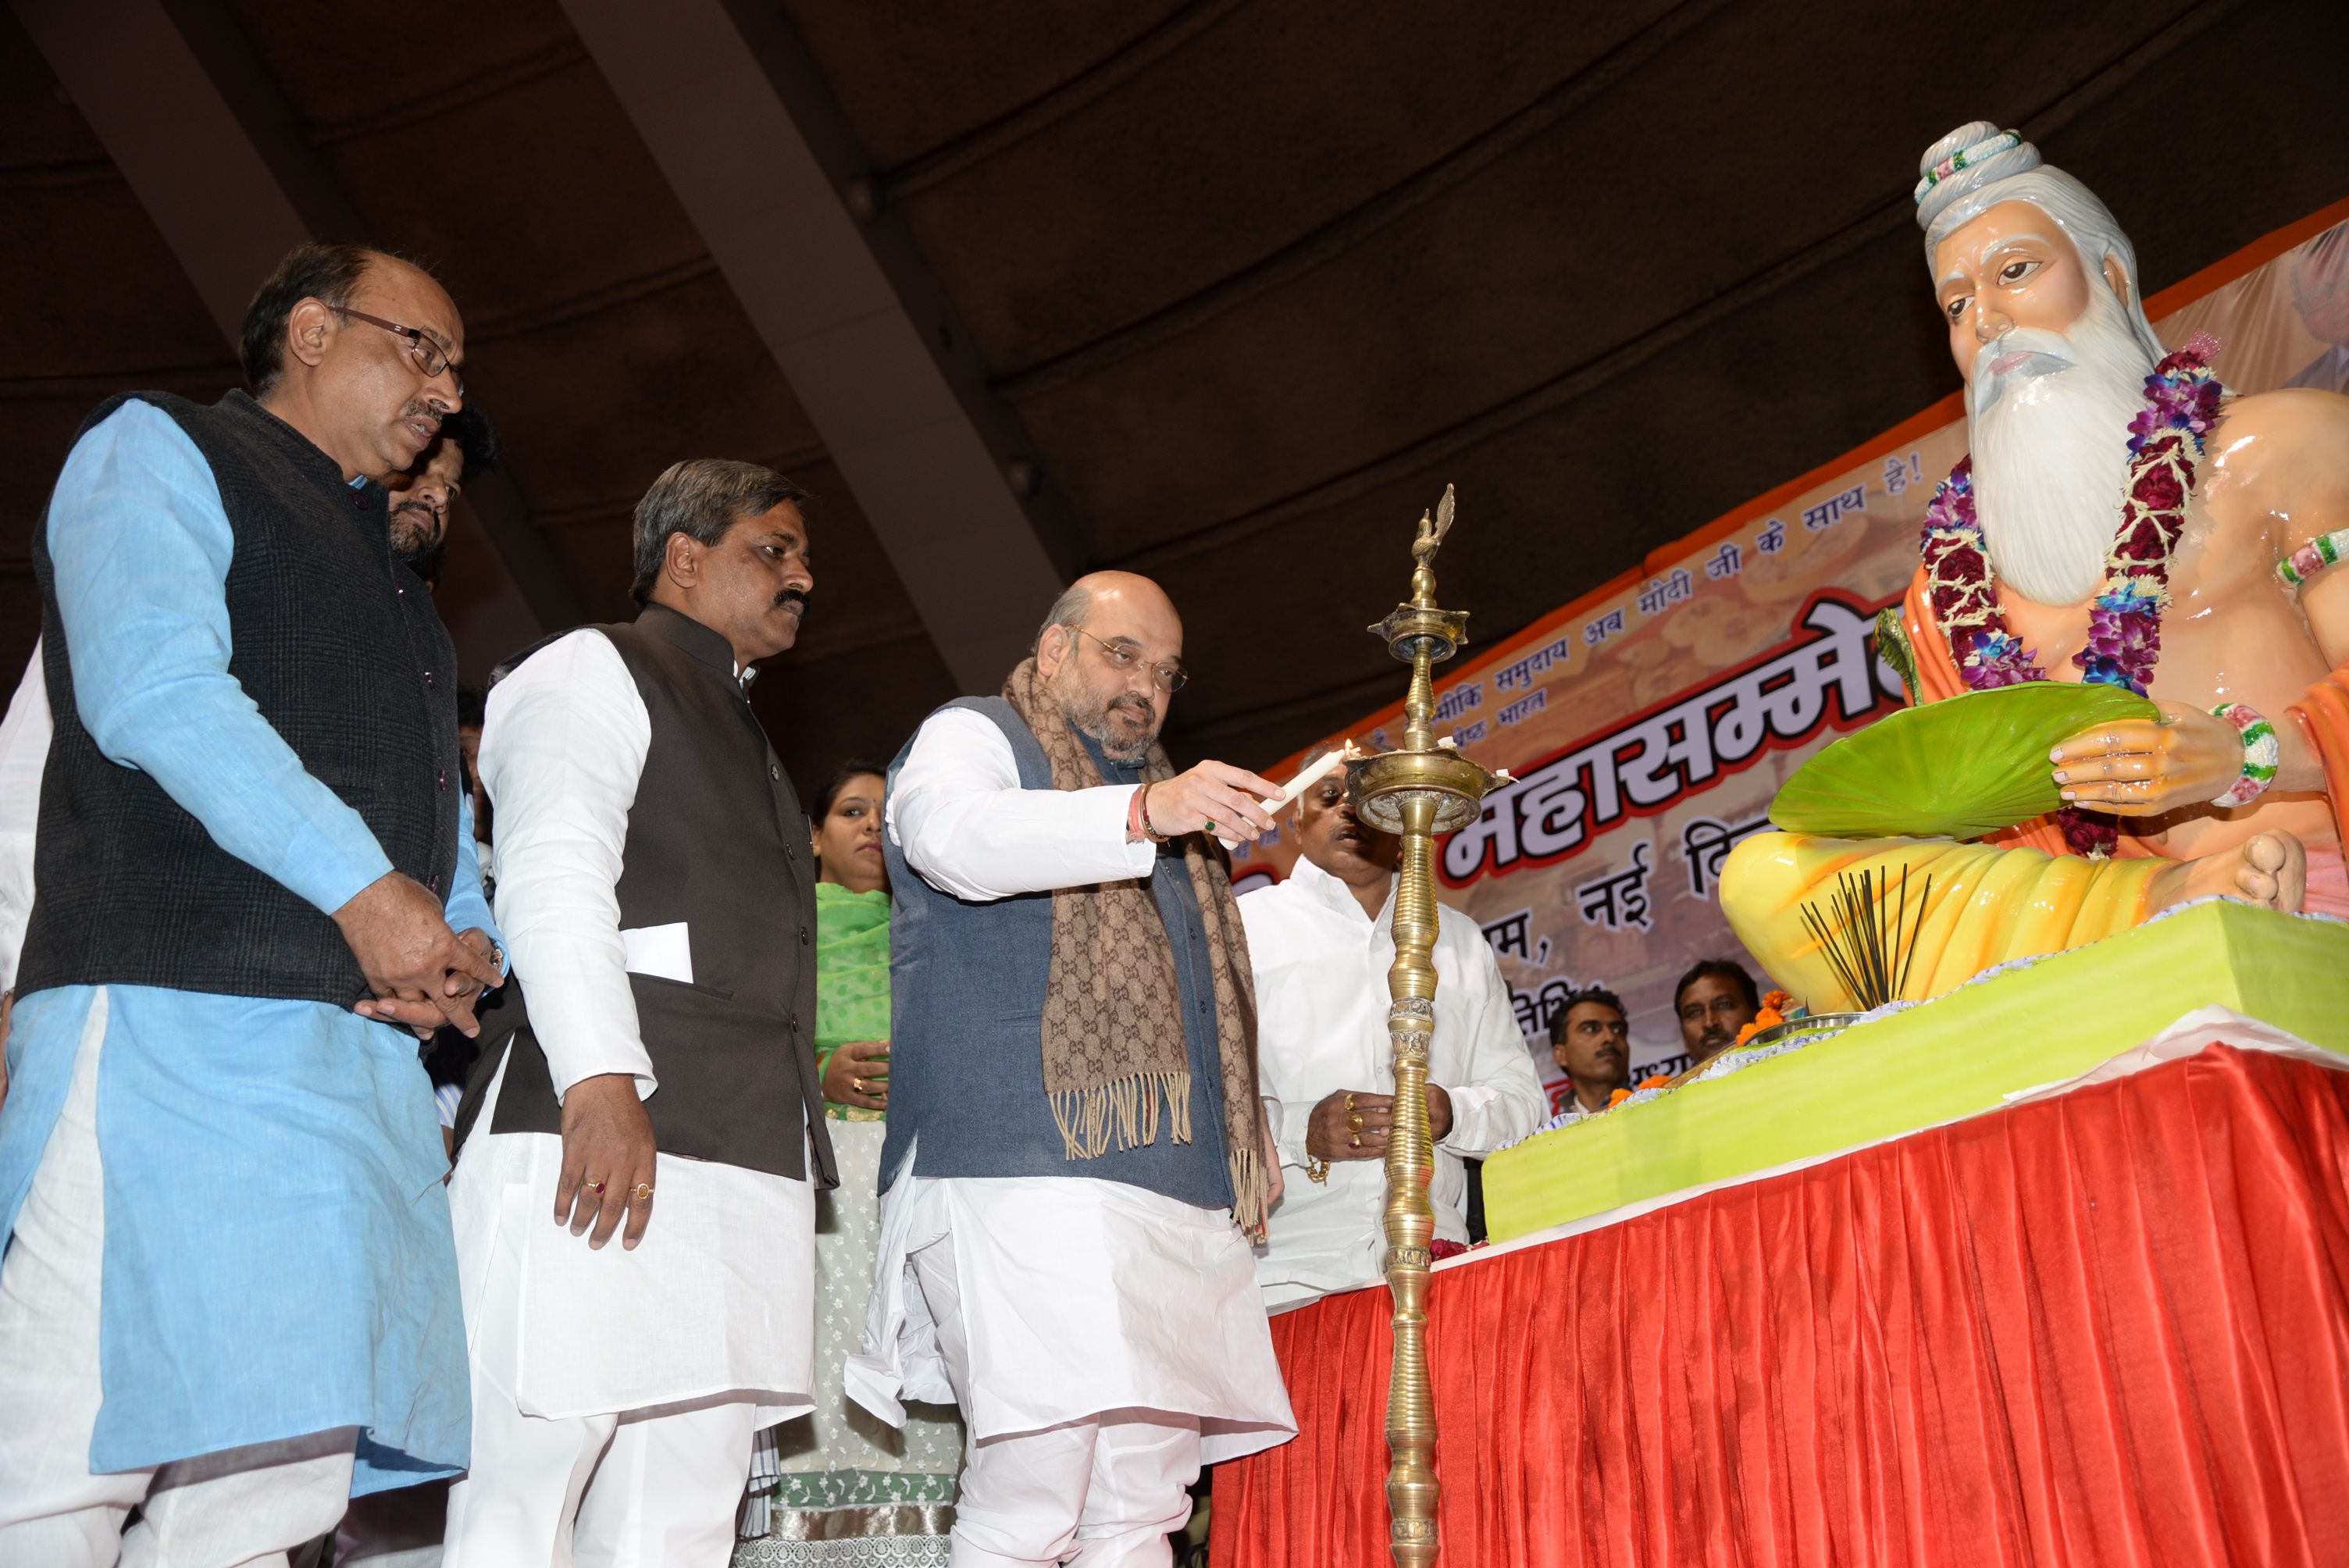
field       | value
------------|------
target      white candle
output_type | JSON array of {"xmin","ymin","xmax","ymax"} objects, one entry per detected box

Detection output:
[{"xmin": 1218, "ymin": 743, "xmax": 1360, "ymax": 850}]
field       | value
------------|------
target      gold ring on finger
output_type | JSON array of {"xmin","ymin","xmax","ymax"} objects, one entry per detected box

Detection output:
[
  {"xmin": 1349, "ymin": 1131, "xmax": 1362, "ymax": 1149},
  {"xmin": 632, "ymin": 1182, "xmax": 654, "ymax": 1202},
  {"xmin": 1346, "ymin": 1110, "xmax": 1365, "ymax": 1133},
  {"xmin": 852, "ymin": 1076, "xmax": 865, "ymax": 1094},
  {"xmin": 1344, "ymin": 1092, "xmax": 1356, "ymax": 1112},
  {"xmin": 588, "ymin": 1181, "xmax": 606, "ymax": 1196}
]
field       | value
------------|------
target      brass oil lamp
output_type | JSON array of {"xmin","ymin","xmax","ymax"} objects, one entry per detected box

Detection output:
[{"xmin": 1345, "ymin": 485, "xmax": 1505, "ymax": 1566}]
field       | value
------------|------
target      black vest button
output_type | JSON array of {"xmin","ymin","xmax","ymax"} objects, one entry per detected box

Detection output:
[
  {"xmin": 437, "ymin": 769, "xmax": 447, "ymax": 791},
  {"xmin": 428, "ymin": 871, "xmax": 440, "ymax": 893},
  {"xmin": 768, "ymin": 762, "xmax": 780, "ymax": 781},
  {"xmin": 423, "ymin": 670, "xmax": 437, "ymax": 689},
  {"xmin": 799, "ymin": 926, "xmax": 810, "ymax": 946}
]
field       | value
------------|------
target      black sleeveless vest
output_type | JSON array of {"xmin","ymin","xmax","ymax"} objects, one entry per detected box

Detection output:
[
  {"xmin": 478, "ymin": 606, "xmax": 835, "ymax": 1187},
  {"xmin": 19, "ymin": 390, "xmax": 460, "ymax": 1007}
]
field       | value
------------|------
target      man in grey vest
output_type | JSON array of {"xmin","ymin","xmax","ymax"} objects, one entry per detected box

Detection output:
[
  {"xmin": 848, "ymin": 571, "xmax": 1296, "ymax": 1567},
  {"xmin": 442, "ymin": 459, "xmax": 835, "ymax": 1566},
  {"xmin": 0, "ymin": 242, "xmax": 503, "ymax": 1563}
]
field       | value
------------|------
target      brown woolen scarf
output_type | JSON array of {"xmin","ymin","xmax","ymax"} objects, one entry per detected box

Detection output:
[{"xmin": 1002, "ymin": 657, "xmax": 1270, "ymax": 1239}]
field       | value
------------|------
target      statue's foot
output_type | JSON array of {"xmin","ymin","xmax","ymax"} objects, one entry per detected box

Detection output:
[{"xmin": 2153, "ymin": 830, "xmax": 2308, "ymax": 916}]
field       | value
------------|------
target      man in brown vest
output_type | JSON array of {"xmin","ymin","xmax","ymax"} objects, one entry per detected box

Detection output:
[{"xmin": 441, "ymin": 459, "xmax": 834, "ymax": 1566}]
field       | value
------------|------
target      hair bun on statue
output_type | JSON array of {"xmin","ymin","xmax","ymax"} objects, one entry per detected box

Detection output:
[
  {"xmin": 1914, "ymin": 120, "xmax": 2041, "ymax": 241},
  {"xmin": 1904, "ymin": 120, "xmax": 2163, "ymax": 359}
]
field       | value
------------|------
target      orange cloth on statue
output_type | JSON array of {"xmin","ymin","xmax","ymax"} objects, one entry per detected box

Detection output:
[
  {"xmin": 2286, "ymin": 668, "xmax": 2349, "ymax": 861},
  {"xmin": 1898, "ymin": 565, "xmax": 2349, "ymax": 918}
]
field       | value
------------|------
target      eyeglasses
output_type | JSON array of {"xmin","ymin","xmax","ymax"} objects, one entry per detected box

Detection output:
[
  {"xmin": 1073, "ymin": 628, "xmax": 1188, "ymax": 693},
  {"xmin": 332, "ymin": 306, "xmax": 463, "ymax": 393}
]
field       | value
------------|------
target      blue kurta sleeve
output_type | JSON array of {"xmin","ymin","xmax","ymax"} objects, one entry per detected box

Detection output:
[{"xmin": 45, "ymin": 401, "xmax": 395, "ymax": 916}]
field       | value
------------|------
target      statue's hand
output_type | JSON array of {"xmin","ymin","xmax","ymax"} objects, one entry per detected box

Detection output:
[{"xmin": 2051, "ymin": 704, "xmax": 2242, "ymax": 816}]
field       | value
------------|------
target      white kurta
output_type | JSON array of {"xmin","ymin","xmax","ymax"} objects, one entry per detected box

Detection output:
[
  {"xmin": 844, "ymin": 707, "xmax": 1296, "ymax": 1463},
  {"xmin": 0, "ymin": 645, "xmax": 49, "ymax": 991},
  {"xmin": 452, "ymin": 628, "xmax": 814, "ymax": 1422},
  {"xmin": 1240, "ymin": 856, "xmax": 1548, "ymax": 1309}
]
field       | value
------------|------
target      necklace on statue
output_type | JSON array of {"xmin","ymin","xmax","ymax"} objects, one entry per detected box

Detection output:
[{"xmin": 1919, "ymin": 333, "xmax": 2226, "ymax": 855}]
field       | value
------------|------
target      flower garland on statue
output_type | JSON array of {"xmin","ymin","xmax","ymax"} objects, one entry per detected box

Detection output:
[{"xmin": 1918, "ymin": 333, "xmax": 2226, "ymax": 857}]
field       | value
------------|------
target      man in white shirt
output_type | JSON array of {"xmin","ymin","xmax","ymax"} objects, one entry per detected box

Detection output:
[
  {"xmin": 1242, "ymin": 741, "xmax": 1547, "ymax": 1310},
  {"xmin": 442, "ymin": 458, "xmax": 832, "ymax": 1566},
  {"xmin": 0, "ymin": 647, "xmax": 50, "ymax": 1011},
  {"xmin": 849, "ymin": 570, "xmax": 1296, "ymax": 1567}
]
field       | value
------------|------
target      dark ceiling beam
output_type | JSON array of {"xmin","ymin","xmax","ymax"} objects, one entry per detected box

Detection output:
[
  {"xmin": 9, "ymin": 0, "xmax": 583, "ymax": 640},
  {"xmin": 532, "ymin": 440, "xmax": 832, "ymax": 530},
  {"xmin": 11, "ymin": 0, "xmax": 340, "ymax": 340},
  {"xmin": 306, "ymin": 37, "xmax": 590, "ymax": 148},
  {"xmin": 1116, "ymin": 0, "xmax": 2247, "ymax": 577},
  {"xmin": 558, "ymin": 0, "xmax": 1075, "ymax": 691},
  {"xmin": 875, "ymin": 0, "xmax": 1243, "ymax": 201},
  {"xmin": 993, "ymin": 0, "xmax": 1731, "ymax": 401}
]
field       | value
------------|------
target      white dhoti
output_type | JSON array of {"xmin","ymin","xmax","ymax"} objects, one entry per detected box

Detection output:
[
  {"xmin": 441, "ymin": 1060, "xmax": 816, "ymax": 1567},
  {"xmin": 847, "ymin": 1150, "xmax": 1294, "ymax": 1566},
  {"xmin": 0, "ymin": 991, "xmax": 358, "ymax": 1568}
]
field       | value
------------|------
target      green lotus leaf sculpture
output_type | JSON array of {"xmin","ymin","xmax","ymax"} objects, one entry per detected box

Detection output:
[{"xmin": 1771, "ymin": 682, "xmax": 2162, "ymax": 841}]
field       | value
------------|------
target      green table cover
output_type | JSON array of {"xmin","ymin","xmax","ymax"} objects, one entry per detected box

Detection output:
[{"xmin": 1483, "ymin": 903, "xmax": 2349, "ymax": 1243}]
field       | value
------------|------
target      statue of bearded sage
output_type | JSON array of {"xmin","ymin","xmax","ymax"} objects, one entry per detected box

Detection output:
[{"xmin": 1723, "ymin": 121, "xmax": 2349, "ymax": 1007}]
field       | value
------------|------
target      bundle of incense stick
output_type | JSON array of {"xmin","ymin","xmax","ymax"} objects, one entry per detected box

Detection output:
[{"xmin": 1797, "ymin": 864, "xmax": 1932, "ymax": 1013}]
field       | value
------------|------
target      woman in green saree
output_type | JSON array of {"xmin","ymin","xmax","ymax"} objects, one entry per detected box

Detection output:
[{"xmin": 736, "ymin": 764, "xmax": 962, "ymax": 1565}]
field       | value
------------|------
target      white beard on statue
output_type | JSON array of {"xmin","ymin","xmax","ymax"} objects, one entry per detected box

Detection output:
[{"xmin": 1964, "ymin": 283, "xmax": 2159, "ymax": 607}]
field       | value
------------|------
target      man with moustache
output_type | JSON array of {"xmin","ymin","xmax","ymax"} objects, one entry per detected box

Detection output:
[
  {"xmin": 441, "ymin": 459, "xmax": 833, "ymax": 1566},
  {"xmin": 0, "ymin": 241, "xmax": 502, "ymax": 1563},
  {"xmin": 1671, "ymin": 959, "xmax": 1759, "ymax": 1073},
  {"xmin": 0, "ymin": 404, "xmax": 503, "ymax": 1122},
  {"xmin": 1727, "ymin": 123, "xmax": 2349, "ymax": 989},
  {"xmin": 1549, "ymin": 985, "xmax": 1633, "ymax": 1120},
  {"xmin": 850, "ymin": 571, "xmax": 1295, "ymax": 1566},
  {"xmin": 1240, "ymin": 741, "xmax": 1544, "ymax": 1310},
  {"xmin": 386, "ymin": 402, "xmax": 503, "ymax": 583}
]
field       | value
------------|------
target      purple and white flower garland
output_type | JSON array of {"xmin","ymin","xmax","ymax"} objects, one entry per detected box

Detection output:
[{"xmin": 1918, "ymin": 335, "xmax": 2226, "ymax": 855}]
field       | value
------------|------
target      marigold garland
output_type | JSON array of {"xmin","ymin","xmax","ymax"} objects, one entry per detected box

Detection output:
[{"xmin": 1732, "ymin": 989, "xmax": 1797, "ymax": 1049}]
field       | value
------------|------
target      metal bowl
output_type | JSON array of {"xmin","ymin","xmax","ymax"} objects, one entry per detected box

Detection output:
[
  {"xmin": 1345, "ymin": 749, "xmax": 1498, "ymax": 835},
  {"xmin": 1738, "ymin": 1010, "xmax": 1870, "ymax": 1050}
]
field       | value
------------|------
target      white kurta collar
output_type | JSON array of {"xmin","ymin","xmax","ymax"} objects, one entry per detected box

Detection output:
[{"xmin": 1285, "ymin": 852, "xmax": 1397, "ymax": 931}]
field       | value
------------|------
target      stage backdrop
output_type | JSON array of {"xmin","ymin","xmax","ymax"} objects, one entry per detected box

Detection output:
[{"xmin": 1228, "ymin": 198, "xmax": 2349, "ymax": 1107}]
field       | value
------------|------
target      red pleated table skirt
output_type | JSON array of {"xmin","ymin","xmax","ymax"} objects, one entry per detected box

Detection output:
[{"xmin": 1212, "ymin": 1044, "xmax": 2349, "ymax": 1566}]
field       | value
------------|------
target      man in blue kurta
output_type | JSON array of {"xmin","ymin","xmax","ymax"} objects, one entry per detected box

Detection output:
[{"xmin": 0, "ymin": 242, "xmax": 506, "ymax": 1566}]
